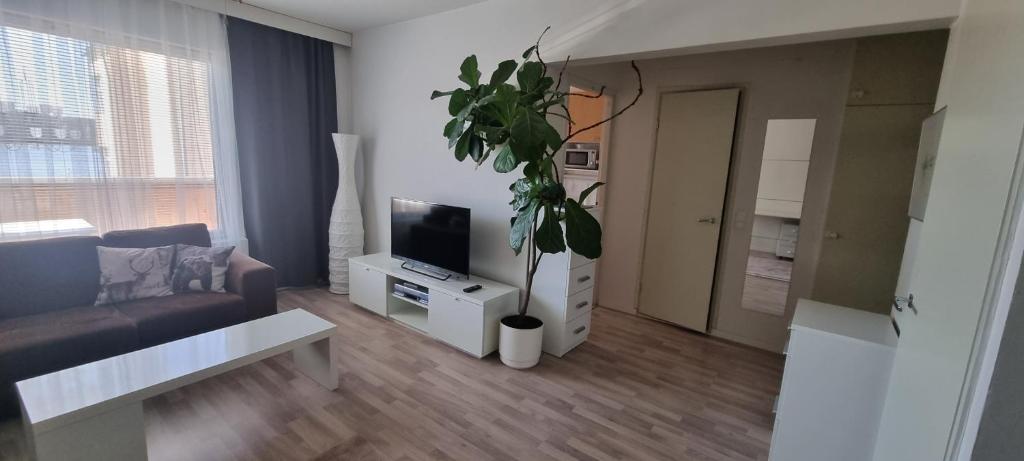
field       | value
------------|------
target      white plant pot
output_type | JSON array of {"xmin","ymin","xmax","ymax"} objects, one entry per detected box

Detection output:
[{"xmin": 499, "ymin": 317, "xmax": 544, "ymax": 369}]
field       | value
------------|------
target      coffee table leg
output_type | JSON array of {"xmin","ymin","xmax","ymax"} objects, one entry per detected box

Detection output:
[
  {"xmin": 30, "ymin": 401, "xmax": 147, "ymax": 461},
  {"xmin": 292, "ymin": 336, "xmax": 338, "ymax": 390}
]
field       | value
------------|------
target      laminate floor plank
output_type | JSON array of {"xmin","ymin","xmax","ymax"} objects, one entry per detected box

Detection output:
[{"xmin": 0, "ymin": 287, "xmax": 783, "ymax": 460}]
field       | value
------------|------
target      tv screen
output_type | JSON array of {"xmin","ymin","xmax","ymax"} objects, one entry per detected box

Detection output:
[{"xmin": 391, "ymin": 198, "xmax": 470, "ymax": 278}]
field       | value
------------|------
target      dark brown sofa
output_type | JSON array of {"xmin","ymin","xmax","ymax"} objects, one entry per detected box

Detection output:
[{"xmin": 0, "ymin": 223, "xmax": 276, "ymax": 416}]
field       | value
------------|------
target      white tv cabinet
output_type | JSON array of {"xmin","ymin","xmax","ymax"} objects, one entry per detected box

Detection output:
[{"xmin": 348, "ymin": 253, "xmax": 519, "ymax": 358}]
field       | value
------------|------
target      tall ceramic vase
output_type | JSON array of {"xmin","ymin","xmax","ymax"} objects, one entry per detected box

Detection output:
[{"xmin": 328, "ymin": 133, "xmax": 364, "ymax": 294}]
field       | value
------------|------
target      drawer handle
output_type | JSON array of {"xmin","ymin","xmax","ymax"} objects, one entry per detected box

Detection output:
[
  {"xmin": 575, "ymin": 300, "xmax": 589, "ymax": 309},
  {"xmin": 576, "ymin": 275, "xmax": 591, "ymax": 283},
  {"xmin": 573, "ymin": 325, "xmax": 587, "ymax": 335}
]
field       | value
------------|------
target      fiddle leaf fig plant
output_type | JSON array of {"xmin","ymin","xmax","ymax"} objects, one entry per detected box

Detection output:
[{"xmin": 431, "ymin": 28, "xmax": 643, "ymax": 320}]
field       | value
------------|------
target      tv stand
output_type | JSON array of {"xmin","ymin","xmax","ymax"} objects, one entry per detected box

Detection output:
[
  {"xmin": 399, "ymin": 261, "xmax": 452, "ymax": 281},
  {"xmin": 348, "ymin": 253, "xmax": 519, "ymax": 358}
]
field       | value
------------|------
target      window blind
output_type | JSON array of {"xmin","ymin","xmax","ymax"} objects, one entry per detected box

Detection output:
[{"xmin": 0, "ymin": 0, "xmax": 245, "ymax": 247}]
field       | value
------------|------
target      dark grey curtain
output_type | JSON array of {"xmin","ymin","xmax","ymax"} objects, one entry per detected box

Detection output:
[{"xmin": 226, "ymin": 18, "xmax": 338, "ymax": 287}]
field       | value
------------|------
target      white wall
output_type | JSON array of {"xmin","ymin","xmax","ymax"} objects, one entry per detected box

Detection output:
[
  {"xmin": 871, "ymin": 0, "xmax": 1024, "ymax": 458},
  {"xmin": 568, "ymin": 41, "xmax": 854, "ymax": 352},
  {"xmin": 350, "ymin": 0, "xmax": 959, "ymax": 287}
]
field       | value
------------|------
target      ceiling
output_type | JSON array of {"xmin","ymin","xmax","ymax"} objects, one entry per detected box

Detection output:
[{"xmin": 242, "ymin": 0, "xmax": 488, "ymax": 32}]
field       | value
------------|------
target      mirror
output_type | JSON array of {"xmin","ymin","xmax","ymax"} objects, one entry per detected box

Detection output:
[{"xmin": 741, "ymin": 119, "xmax": 816, "ymax": 316}]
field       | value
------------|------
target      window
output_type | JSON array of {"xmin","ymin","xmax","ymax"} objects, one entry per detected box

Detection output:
[{"xmin": 0, "ymin": 2, "xmax": 244, "ymax": 247}]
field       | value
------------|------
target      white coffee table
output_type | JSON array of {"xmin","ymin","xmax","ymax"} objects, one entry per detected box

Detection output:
[{"xmin": 16, "ymin": 308, "xmax": 337, "ymax": 461}]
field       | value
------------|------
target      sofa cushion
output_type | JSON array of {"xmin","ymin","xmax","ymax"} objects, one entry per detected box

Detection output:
[
  {"xmin": 0, "ymin": 305, "xmax": 139, "ymax": 415},
  {"xmin": 172, "ymin": 244, "xmax": 235, "ymax": 293},
  {"xmin": 95, "ymin": 245, "xmax": 175, "ymax": 305},
  {"xmin": 0, "ymin": 236, "xmax": 103, "ymax": 319},
  {"xmin": 114, "ymin": 292, "xmax": 247, "ymax": 347},
  {"xmin": 102, "ymin": 223, "xmax": 212, "ymax": 249}
]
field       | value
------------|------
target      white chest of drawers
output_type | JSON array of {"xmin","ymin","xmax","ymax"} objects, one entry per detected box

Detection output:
[{"xmin": 530, "ymin": 208, "xmax": 601, "ymax": 357}]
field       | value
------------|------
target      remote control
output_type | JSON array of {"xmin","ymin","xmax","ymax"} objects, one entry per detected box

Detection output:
[{"xmin": 463, "ymin": 284, "xmax": 482, "ymax": 293}]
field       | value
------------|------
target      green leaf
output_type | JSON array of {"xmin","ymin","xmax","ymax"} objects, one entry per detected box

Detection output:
[
  {"xmin": 492, "ymin": 144, "xmax": 519, "ymax": 173},
  {"xmin": 443, "ymin": 118, "xmax": 466, "ymax": 148},
  {"xmin": 521, "ymin": 45, "xmax": 536, "ymax": 59},
  {"xmin": 459, "ymin": 55, "xmax": 481, "ymax": 87},
  {"xmin": 454, "ymin": 128, "xmax": 473, "ymax": 161},
  {"xmin": 578, "ymin": 181, "xmax": 605, "ymax": 204},
  {"xmin": 475, "ymin": 146, "xmax": 492, "ymax": 165},
  {"xmin": 565, "ymin": 199, "xmax": 602, "ymax": 258},
  {"xmin": 448, "ymin": 88, "xmax": 470, "ymax": 116},
  {"xmin": 535, "ymin": 205, "xmax": 566, "ymax": 254},
  {"xmin": 509, "ymin": 200, "xmax": 539, "ymax": 255},
  {"xmin": 431, "ymin": 90, "xmax": 454, "ymax": 100},
  {"xmin": 489, "ymin": 84, "xmax": 519, "ymax": 125},
  {"xmin": 523, "ymin": 162, "xmax": 539, "ymax": 180},
  {"xmin": 517, "ymin": 61, "xmax": 543, "ymax": 92},
  {"xmin": 539, "ymin": 180, "xmax": 565, "ymax": 203},
  {"xmin": 489, "ymin": 60, "xmax": 518, "ymax": 86},
  {"xmin": 477, "ymin": 125, "xmax": 507, "ymax": 145},
  {"xmin": 511, "ymin": 108, "xmax": 555, "ymax": 161},
  {"xmin": 509, "ymin": 178, "xmax": 534, "ymax": 210},
  {"xmin": 509, "ymin": 138, "xmax": 543, "ymax": 163},
  {"xmin": 467, "ymin": 134, "xmax": 485, "ymax": 162}
]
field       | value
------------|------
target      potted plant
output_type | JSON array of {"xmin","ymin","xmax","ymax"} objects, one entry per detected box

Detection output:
[{"xmin": 431, "ymin": 28, "xmax": 642, "ymax": 368}]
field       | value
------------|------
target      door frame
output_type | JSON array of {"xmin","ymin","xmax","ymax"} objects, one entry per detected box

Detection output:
[
  {"xmin": 563, "ymin": 73, "xmax": 616, "ymax": 309},
  {"xmin": 948, "ymin": 124, "xmax": 1024, "ymax": 460},
  {"xmin": 634, "ymin": 86, "xmax": 744, "ymax": 330}
]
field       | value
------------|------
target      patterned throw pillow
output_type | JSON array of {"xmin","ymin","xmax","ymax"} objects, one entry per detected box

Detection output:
[
  {"xmin": 95, "ymin": 245, "xmax": 175, "ymax": 305},
  {"xmin": 171, "ymin": 244, "xmax": 235, "ymax": 293}
]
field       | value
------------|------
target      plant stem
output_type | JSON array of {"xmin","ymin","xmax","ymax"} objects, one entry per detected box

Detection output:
[{"xmin": 520, "ymin": 207, "xmax": 543, "ymax": 319}]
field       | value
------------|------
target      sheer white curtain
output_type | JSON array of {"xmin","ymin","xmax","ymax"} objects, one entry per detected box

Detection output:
[{"xmin": 0, "ymin": 0, "xmax": 246, "ymax": 251}]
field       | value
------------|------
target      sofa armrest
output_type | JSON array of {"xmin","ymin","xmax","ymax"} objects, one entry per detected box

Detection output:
[{"xmin": 226, "ymin": 252, "xmax": 277, "ymax": 319}]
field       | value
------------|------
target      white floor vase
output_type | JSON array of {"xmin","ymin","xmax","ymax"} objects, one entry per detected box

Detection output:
[{"xmin": 328, "ymin": 133, "xmax": 364, "ymax": 294}]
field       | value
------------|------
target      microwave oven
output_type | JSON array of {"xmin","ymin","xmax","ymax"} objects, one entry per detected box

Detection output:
[{"xmin": 565, "ymin": 142, "xmax": 599, "ymax": 170}]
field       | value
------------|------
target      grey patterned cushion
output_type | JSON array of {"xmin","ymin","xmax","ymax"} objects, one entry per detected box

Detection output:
[
  {"xmin": 171, "ymin": 245, "xmax": 235, "ymax": 293},
  {"xmin": 95, "ymin": 246, "xmax": 175, "ymax": 305}
]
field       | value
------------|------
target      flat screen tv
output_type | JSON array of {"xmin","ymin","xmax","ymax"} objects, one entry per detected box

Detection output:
[{"xmin": 391, "ymin": 197, "xmax": 470, "ymax": 280}]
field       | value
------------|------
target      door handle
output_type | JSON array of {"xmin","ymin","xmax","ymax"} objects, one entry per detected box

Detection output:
[
  {"xmin": 577, "ymin": 275, "xmax": 591, "ymax": 283},
  {"xmin": 697, "ymin": 216, "xmax": 717, "ymax": 224},
  {"xmin": 894, "ymin": 294, "xmax": 918, "ymax": 315},
  {"xmin": 576, "ymin": 300, "xmax": 589, "ymax": 309},
  {"xmin": 825, "ymin": 231, "xmax": 841, "ymax": 240}
]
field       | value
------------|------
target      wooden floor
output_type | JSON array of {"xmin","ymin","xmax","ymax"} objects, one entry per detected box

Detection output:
[
  {"xmin": 0, "ymin": 288, "xmax": 784, "ymax": 460},
  {"xmin": 741, "ymin": 275, "xmax": 789, "ymax": 317}
]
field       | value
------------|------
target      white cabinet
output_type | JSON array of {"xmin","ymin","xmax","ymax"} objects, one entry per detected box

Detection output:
[
  {"xmin": 757, "ymin": 160, "xmax": 810, "ymax": 202},
  {"xmin": 531, "ymin": 208, "xmax": 601, "ymax": 357},
  {"xmin": 349, "ymin": 260, "xmax": 387, "ymax": 316},
  {"xmin": 756, "ymin": 119, "xmax": 816, "ymax": 219},
  {"xmin": 564, "ymin": 170, "xmax": 600, "ymax": 207},
  {"xmin": 347, "ymin": 253, "xmax": 519, "ymax": 358},
  {"xmin": 428, "ymin": 290, "xmax": 483, "ymax": 355},
  {"xmin": 769, "ymin": 299, "xmax": 896, "ymax": 461}
]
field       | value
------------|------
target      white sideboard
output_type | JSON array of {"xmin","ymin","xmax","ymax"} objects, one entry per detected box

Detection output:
[
  {"xmin": 530, "ymin": 208, "xmax": 601, "ymax": 357},
  {"xmin": 348, "ymin": 253, "xmax": 519, "ymax": 358},
  {"xmin": 769, "ymin": 299, "xmax": 897, "ymax": 461}
]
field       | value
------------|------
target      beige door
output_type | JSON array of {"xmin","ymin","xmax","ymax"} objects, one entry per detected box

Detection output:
[
  {"xmin": 812, "ymin": 104, "xmax": 933, "ymax": 313},
  {"xmin": 638, "ymin": 89, "xmax": 740, "ymax": 332}
]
